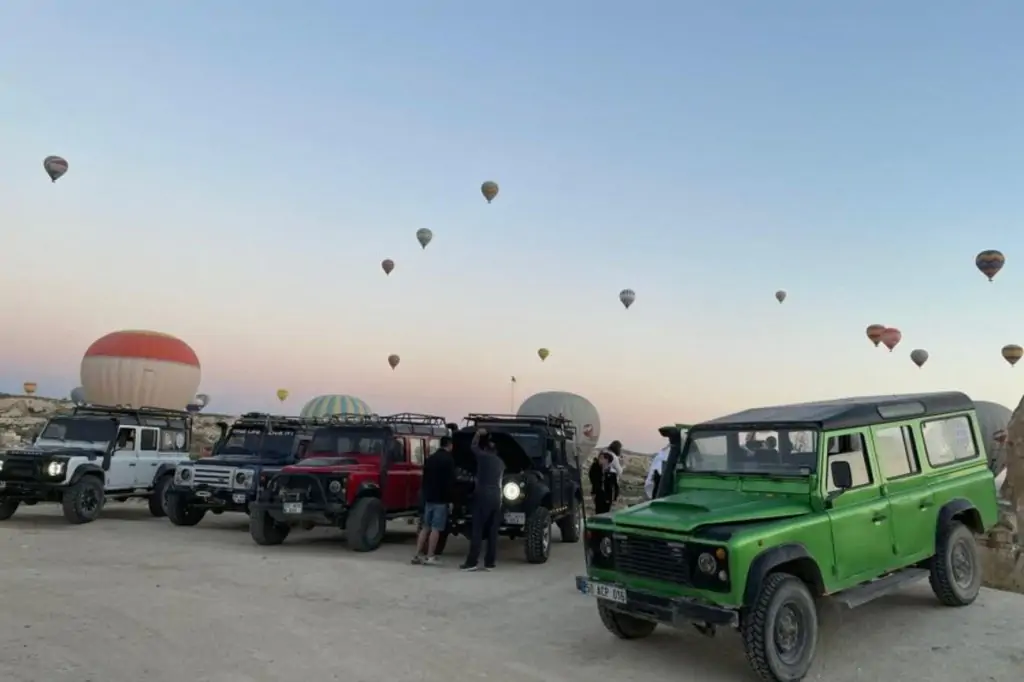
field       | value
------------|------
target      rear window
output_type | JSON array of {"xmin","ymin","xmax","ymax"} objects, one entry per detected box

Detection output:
[
  {"xmin": 309, "ymin": 429, "xmax": 387, "ymax": 456},
  {"xmin": 921, "ymin": 415, "xmax": 979, "ymax": 467}
]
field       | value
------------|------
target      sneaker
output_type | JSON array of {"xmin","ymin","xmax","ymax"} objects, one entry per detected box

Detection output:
[
  {"xmin": 483, "ymin": 565, "xmax": 496, "ymax": 571},
  {"xmin": 459, "ymin": 563, "xmax": 480, "ymax": 572},
  {"xmin": 423, "ymin": 556, "xmax": 441, "ymax": 566},
  {"xmin": 411, "ymin": 555, "xmax": 424, "ymax": 565}
]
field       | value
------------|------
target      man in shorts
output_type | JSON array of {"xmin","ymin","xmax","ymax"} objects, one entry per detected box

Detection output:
[{"xmin": 412, "ymin": 436, "xmax": 456, "ymax": 566}]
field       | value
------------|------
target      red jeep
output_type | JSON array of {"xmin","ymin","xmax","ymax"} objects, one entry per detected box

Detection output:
[{"xmin": 247, "ymin": 413, "xmax": 449, "ymax": 551}]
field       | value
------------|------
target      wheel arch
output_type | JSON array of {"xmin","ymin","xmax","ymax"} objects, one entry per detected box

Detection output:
[
  {"xmin": 69, "ymin": 463, "xmax": 104, "ymax": 486},
  {"xmin": 743, "ymin": 543, "xmax": 825, "ymax": 606},
  {"xmin": 936, "ymin": 498, "xmax": 984, "ymax": 538}
]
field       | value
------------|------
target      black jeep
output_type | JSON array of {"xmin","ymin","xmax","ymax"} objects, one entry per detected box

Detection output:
[
  {"xmin": 165, "ymin": 412, "xmax": 319, "ymax": 526},
  {"xmin": 444, "ymin": 413, "xmax": 583, "ymax": 563}
]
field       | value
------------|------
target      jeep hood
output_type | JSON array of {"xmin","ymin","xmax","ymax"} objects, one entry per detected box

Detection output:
[
  {"xmin": 7, "ymin": 443, "xmax": 100, "ymax": 456},
  {"xmin": 198, "ymin": 454, "xmax": 283, "ymax": 467},
  {"xmin": 612, "ymin": 490, "xmax": 812, "ymax": 533}
]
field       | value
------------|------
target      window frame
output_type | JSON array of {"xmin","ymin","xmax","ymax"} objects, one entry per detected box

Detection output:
[
  {"xmin": 920, "ymin": 414, "xmax": 980, "ymax": 469},
  {"xmin": 409, "ymin": 438, "xmax": 425, "ymax": 466},
  {"xmin": 139, "ymin": 427, "xmax": 159, "ymax": 452},
  {"xmin": 824, "ymin": 431, "xmax": 876, "ymax": 494},
  {"xmin": 870, "ymin": 423, "xmax": 921, "ymax": 481}
]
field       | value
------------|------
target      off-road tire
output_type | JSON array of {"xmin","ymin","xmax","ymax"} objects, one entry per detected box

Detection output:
[
  {"xmin": 597, "ymin": 602, "xmax": 657, "ymax": 639},
  {"xmin": 164, "ymin": 491, "xmax": 207, "ymax": 527},
  {"xmin": 524, "ymin": 507, "xmax": 552, "ymax": 564},
  {"xmin": 61, "ymin": 475, "xmax": 106, "ymax": 524},
  {"xmin": 742, "ymin": 572, "xmax": 818, "ymax": 682},
  {"xmin": 250, "ymin": 510, "xmax": 290, "ymax": 546},
  {"xmin": 929, "ymin": 521, "xmax": 982, "ymax": 606},
  {"xmin": 347, "ymin": 497, "xmax": 386, "ymax": 552},
  {"xmin": 0, "ymin": 499, "xmax": 19, "ymax": 521},
  {"xmin": 148, "ymin": 474, "xmax": 172, "ymax": 518},
  {"xmin": 557, "ymin": 497, "xmax": 582, "ymax": 543}
]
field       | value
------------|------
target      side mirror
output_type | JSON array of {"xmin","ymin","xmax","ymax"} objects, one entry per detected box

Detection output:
[{"xmin": 830, "ymin": 460, "xmax": 853, "ymax": 490}]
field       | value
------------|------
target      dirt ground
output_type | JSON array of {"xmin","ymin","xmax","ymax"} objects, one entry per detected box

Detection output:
[{"xmin": 0, "ymin": 504, "xmax": 1022, "ymax": 682}]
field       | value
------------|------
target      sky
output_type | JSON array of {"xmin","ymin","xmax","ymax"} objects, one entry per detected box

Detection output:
[{"xmin": 3, "ymin": 1, "xmax": 1024, "ymax": 451}]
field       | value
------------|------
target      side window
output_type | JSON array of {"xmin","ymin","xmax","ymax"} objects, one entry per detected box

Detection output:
[
  {"xmin": 389, "ymin": 438, "xmax": 407, "ymax": 463},
  {"xmin": 873, "ymin": 425, "xmax": 920, "ymax": 479},
  {"xmin": 409, "ymin": 438, "xmax": 425, "ymax": 466},
  {"xmin": 826, "ymin": 432, "xmax": 874, "ymax": 492},
  {"xmin": 139, "ymin": 428, "xmax": 159, "ymax": 452},
  {"xmin": 428, "ymin": 438, "xmax": 442, "ymax": 453},
  {"xmin": 116, "ymin": 427, "xmax": 136, "ymax": 451},
  {"xmin": 295, "ymin": 440, "xmax": 310, "ymax": 460},
  {"xmin": 922, "ymin": 415, "xmax": 979, "ymax": 467}
]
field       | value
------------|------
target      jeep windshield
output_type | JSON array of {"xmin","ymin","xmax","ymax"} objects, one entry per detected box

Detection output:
[
  {"xmin": 477, "ymin": 428, "xmax": 543, "ymax": 458},
  {"xmin": 36, "ymin": 417, "xmax": 116, "ymax": 446},
  {"xmin": 307, "ymin": 429, "xmax": 387, "ymax": 457},
  {"xmin": 217, "ymin": 427, "xmax": 297, "ymax": 459},
  {"xmin": 682, "ymin": 427, "xmax": 819, "ymax": 477}
]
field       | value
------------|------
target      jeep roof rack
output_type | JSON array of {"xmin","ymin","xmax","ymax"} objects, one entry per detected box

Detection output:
[
  {"xmin": 233, "ymin": 413, "xmax": 323, "ymax": 429},
  {"xmin": 382, "ymin": 413, "xmax": 449, "ymax": 436},
  {"xmin": 464, "ymin": 413, "xmax": 577, "ymax": 435},
  {"xmin": 72, "ymin": 404, "xmax": 193, "ymax": 427}
]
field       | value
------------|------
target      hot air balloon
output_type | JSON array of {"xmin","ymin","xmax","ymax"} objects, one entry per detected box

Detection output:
[
  {"xmin": 1001, "ymin": 344, "xmax": 1023, "ymax": 367},
  {"xmin": 880, "ymin": 327, "xmax": 902, "ymax": 352},
  {"xmin": 865, "ymin": 324, "xmax": 886, "ymax": 347},
  {"xmin": 70, "ymin": 386, "xmax": 86, "ymax": 406},
  {"xmin": 481, "ymin": 181, "xmax": 499, "ymax": 203},
  {"xmin": 416, "ymin": 229, "xmax": 433, "ymax": 249},
  {"xmin": 300, "ymin": 394, "xmax": 373, "ymax": 418},
  {"xmin": 276, "ymin": 389, "xmax": 289, "ymax": 402},
  {"xmin": 910, "ymin": 349, "xmax": 929, "ymax": 368},
  {"xmin": 775, "ymin": 290, "xmax": 787, "ymax": 304},
  {"xmin": 388, "ymin": 354, "xmax": 401, "ymax": 370},
  {"xmin": 381, "ymin": 259, "xmax": 395, "ymax": 276},
  {"xmin": 537, "ymin": 348, "xmax": 550, "ymax": 362},
  {"xmin": 619, "ymin": 289, "xmax": 636, "ymax": 309},
  {"xmin": 43, "ymin": 155, "xmax": 68, "ymax": 183},
  {"xmin": 195, "ymin": 393, "xmax": 210, "ymax": 408},
  {"xmin": 975, "ymin": 249, "xmax": 1005, "ymax": 281},
  {"xmin": 23, "ymin": 382, "xmax": 37, "ymax": 396},
  {"xmin": 80, "ymin": 330, "xmax": 201, "ymax": 410},
  {"xmin": 518, "ymin": 391, "xmax": 601, "ymax": 460}
]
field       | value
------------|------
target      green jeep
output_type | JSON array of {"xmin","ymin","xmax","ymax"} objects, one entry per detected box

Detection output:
[{"xmin": 575, "ymin": 392, "xmax": 999, "ymax": 682}]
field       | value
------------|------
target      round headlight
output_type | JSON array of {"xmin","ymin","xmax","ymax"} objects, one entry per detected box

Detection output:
[
  {"xmin": 180, "ymin": 468, "xmax": 192, "ymax": 481},
  {"xmin": 328, "ymin": 480, "xmax": 342, "ymax": 494},
  {"xmin": 697, "ymin": 552, "xmax": 717, "ymax": 575},
  {"xmin": 46, "ymin": 461, "xmax": 64, "ymax": 477},
  {"xmin": 234, "ymin": 472, "xmax": 247, "ymax": 485},
  {"xmin": 599, "ymin": 536, "xmax": 613, "ymax": 557},
  {"xmin": 502, "ymin": 481, "xmax": 522, "ymax": 500}
]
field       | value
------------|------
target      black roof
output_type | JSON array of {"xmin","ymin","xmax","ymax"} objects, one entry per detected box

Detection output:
[
  {"xmin": 695, "ymin": 392, "xmax": 974, "ymax": 432},
  {"xmin": 462, "ymin": 413, "xmax": 577, "ymax": 437}
]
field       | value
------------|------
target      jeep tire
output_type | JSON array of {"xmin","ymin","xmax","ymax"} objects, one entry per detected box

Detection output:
[
  {"xmin": 597, "ymin": 602, "xmax": 657, "ymax": 639},
  {"xmin": 61, "ymin": 475, "xmax": 105, "ymax": 524},
  {"xmin": 347, "ymin": 497, "xmax": 386, "ymax": 552},
  {"xmin": 929, "ymin": 521, "xmax": 982, "ymax": 607},
  {"xmin": 148, "ymin": 474, "xmax": 172, "ymax": 518},
  {"xmin": 524, "ymin": 507, "xmax": 552, "ymax": 564},
  {"xmin": 557, "ymin": 497, "xmax": 582, "ymax": 543},
  {"xmin": 0, "ymin": 499, "xmax": 19, "ymax": 521},
  {"xmin": 250, "ymin": 510, "xmax": 290, "ymax": 546},
  {"xmin": 165, "ymin": 491, "xmax": 207, "ymax": 527},
  {"xmin": 742, "ymin": 572, "xmax": 818, "ymax": 682}
]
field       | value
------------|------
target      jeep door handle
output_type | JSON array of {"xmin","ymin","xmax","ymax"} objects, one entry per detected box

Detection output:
[
  {"xmin": 871, "ymin": 513, "xmax": 887, "ymax": 523},
  {"xmin": 919, "ymin": 500, "xmax": 933, "ymax": 510},
  {"xmin": 128, "ymin": 463, "xmax": 136, "ymax": 467}
]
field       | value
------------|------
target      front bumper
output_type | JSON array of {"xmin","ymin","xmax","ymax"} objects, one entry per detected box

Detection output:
[
  {"xmin": 0, "ymin": 479, "xmax": 66, "ymax": 500},
  {"xmin": 171, "ymin": 484, "xmax": 253, "ymax": 511},
  {"xmin": 249, "ymin": 499, "xmax": 348, "ymax": 527},
  {"xmin": 575, "ymin": 576, "xmax": 739, "ymax": 628}
]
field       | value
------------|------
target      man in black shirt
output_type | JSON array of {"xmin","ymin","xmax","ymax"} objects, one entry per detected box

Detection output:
[
  {"xmin": 460, "ymin": 429, "xmax": 505, "ymax": 571},
  {"xmin": 412, "ymin": 436, "xmax": 456, "ymax": 566}
]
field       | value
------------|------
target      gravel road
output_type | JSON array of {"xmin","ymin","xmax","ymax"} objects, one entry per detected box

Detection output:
[{"xmin": 0, "ymin": 504, "xmax": 1021, "ymax": 682}]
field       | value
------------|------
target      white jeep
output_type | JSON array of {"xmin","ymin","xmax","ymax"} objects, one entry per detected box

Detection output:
[{"xmin": 0, "ymin": 405, "xmax": 193, "ymax": 524}]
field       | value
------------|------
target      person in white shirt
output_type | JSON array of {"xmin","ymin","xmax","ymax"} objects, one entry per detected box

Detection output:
[
  {"xmin": 601, "ymin": 440, "xmax": 625, "ymax": 477},
  {"xmin": 645, "ymin": 444, "xmax": 670, "ymax": 500}
]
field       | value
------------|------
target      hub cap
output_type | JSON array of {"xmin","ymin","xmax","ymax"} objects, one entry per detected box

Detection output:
[
  {"xmin": 575, "ymin": 510, "xmax": 583, "ymax": 538},
  {"xmin": 81, "ymin": 488, "xmax": 99, "ymax": 516},
  {"xmin": 951, "ymin": 539, "xmax": 975, "ymax": 589},
  {"xmin": 774, "ymin": 603, "xmax": 807, "ymax": 664}
]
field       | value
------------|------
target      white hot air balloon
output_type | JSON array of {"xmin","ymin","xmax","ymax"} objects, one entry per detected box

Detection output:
[
  {"xmin": 70, "ymin": 386, "xmax": 87, "ymax": 406},
  {"xmin": 619, "ymin": 289, "xmax": 636, "ymax": 309},
  {"xmin": 518, "ymin": 391, "xmax": 601, "ymax": 461},
  {"xmin": 80, "ymin": 330, "xmax": 202, "ymax": 411}
]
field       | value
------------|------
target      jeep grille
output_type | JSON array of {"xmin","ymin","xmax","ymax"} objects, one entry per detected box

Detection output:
[
  {"xmin": 192, "ymin": 465, "xmax": 233, "ymax": 489},
  {"xmin": 273, "ymin": 474, "xmax": 326, "ymax": 505},
  {"xmin": 1, "ymin": 458, "xmax": 39, "ymax": 480},
  {"xmin": 614, "ymin": 535, "xmax": 692, "ymax": 585}
]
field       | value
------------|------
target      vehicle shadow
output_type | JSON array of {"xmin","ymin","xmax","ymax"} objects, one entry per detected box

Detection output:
[{"xmin": 0, "ymin": 504, "xmax": 162, "ymax": 529}]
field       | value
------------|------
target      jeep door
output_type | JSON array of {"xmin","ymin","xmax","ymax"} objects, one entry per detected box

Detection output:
[
  {"xmin": 824, "ymin": 430, "xmax": 898, "ymax": 581},
  {"xmin": 405, "ymin": 437, "xmax": 427, "ymax": 509},
  {"xmin": 108, "ymin": 427, "xmax": 139, "ymax": 490},
  {"xmin": 870, "ymin": 423, "xmax": 933, "ymax": 563},
  {"xmin": 135, "ymin": 427, "xmax": 161, "ymax": 487},
  {"xmin": 381, "ymin": 437, "xmax": 411, "ymax": 511}
]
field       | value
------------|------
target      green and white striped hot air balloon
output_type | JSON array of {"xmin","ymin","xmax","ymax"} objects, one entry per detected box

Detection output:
[{"xmin": 300, "ymin": 394, "xmax": 374, "ymax": 419}]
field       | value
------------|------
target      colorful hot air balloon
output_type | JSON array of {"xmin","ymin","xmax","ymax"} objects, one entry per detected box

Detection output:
[
  {"xmin": 865, "ymin": 324, "xmax": 886, "ymax": 347},
  {"xmin": 481, "ymin": 181, "xmax": 499, "ymax": 203},
  {"xmin": 910, "ymin": 349, "xmax": 929, "ymax": 368},
  {"xmin": 276, "ymin": 389, "xmax": 289, "ymax": 402},
  {"xmin": 775, "ymin": 290, "xmax": 787, "ymax": 304},
  {"xmin": 518, "ymin": 391, "xmax": 600, "ymax": 460},
  {"xmin": 975, "ymin": 249, "xmax": 1005, "ymax": 281},
  {"xmin": 381, "ymin": 259, "xmax": 395, "ymax": 276},
  {"xmin": 70, "ymin": 386, "xmax": 86, "ymax": 405},
  {"xmin": 23, "ymin": 382, "xmax": 37, "ymax": 396},
  {"xmin": 1001, "ymin": 344, "xmax": 1023, "ymax": 367},
  {"xmin": 388, "ymin": 354, "xmax": 401, "ymax": 370},
  {"xmin": 416, "ymin": 228, "xmax": 433, "ymax": 249},
  {"xmin": 537, "ymin": 348, "xmax": 550, "ymax": 362},
  {"xmin": 300, "ymin": 394, "xmax": 373, "ymax": 418},
  {"xmin": 43, "ymin": 155, "xmax": 68, "ymax": 183},
  {"xmin": 619, "ymin": 289, "xmax": 636, "ymax": 309},
  {"xmin": 80, "ymin": 330, "xmax": 201, "ymax": 410},
  {"xmin": 880, "ymin": 327, "xmax": 902, "ymax": 352}
]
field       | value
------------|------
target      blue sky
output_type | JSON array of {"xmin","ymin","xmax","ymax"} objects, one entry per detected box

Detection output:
[{"xmin": 2, "ymin": 1, "xmax": 1024, "ymax": 450}]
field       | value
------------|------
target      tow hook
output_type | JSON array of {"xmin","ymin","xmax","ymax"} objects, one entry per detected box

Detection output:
[{"xmin": 693, "ymin": 622, "xmax": 717, "ymax": 638}]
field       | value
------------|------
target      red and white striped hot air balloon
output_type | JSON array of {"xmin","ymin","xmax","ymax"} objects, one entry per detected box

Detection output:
[{"xmin": 80, "ymin": 330, "xmax": 201, "ymax": 410}]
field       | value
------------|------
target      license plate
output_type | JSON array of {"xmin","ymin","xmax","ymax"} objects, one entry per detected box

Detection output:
[
  {"xmin": 283, "ymin": 502, "xmax": 303, "ymax": 514},
  {"xmin": 581, "ymin": 579, "xmax": 627, "ymax": 604},
  {"xmin": 503, "ymin": 512, "xmax": 525, "ymax": 524},
  {"xmin": 232, "ymin": 494, "xmax": 247, "ymax": 504},
  {"xmin": 196, "ymin": 490, "xmax": 211, "ymax": 498}
]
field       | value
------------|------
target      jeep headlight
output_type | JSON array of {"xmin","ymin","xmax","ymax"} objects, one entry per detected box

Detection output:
[
  {"xmin": 233, "ymin": 470, "xmax": 255, "ymax": 489},
  {"xmin": 175, "ymin": 466, "xmax": 193, "ymax": 485},
  {"xmin": 502, "ymin": 481, "xmax": 522, "ymax": 501},
  {"xmin": 697, "ymin": 552, "xmax": 717, "ymax": 575},
  {"xmin": 46, "ymin": 461, "xmax": 65, "ymax": 477},
  {"xmin": 0, "ymin": 459, "xmax": 5, "ymax": 471},
  {"xmin": 599, "ymin": 536, "xmax": 613, "ymax": 558}
]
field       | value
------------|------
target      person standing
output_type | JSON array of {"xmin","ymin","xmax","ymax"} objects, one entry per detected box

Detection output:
[
  {"xmin": 590, "ymin": 452, "xmax": 620, "ymax": 514},
  {"xmin": 645, "ymin": 427, "xmax": 680, "ymax": 499},
  {"xmin": 460, "ymin": 428, "xmax": 505, "ymax": 572},
  {"xmin": 412, "ymin": 436, "xmax": 456, "ymax": 566},
  {"xmin": 601, "ymin": 440, "xmax": 625, "ymax": 477}
]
